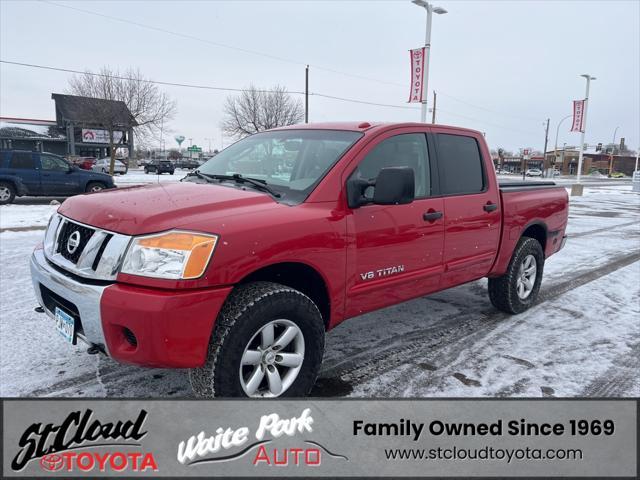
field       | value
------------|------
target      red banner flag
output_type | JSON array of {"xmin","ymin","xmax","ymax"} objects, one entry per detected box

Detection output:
[
  {"xmin": 408, "ymin": 47, "xmax": 426, "ymax": 103},
  {"xmin": 571, "ymin": 100, "xmax": 586, "ymax": 132}
]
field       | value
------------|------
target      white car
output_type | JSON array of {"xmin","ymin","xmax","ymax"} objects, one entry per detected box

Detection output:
[
  {"xmin": 92, "ymin": 158, "xmax": 128, "ymax": 175},
  {"xmin": 525, "ymin": 168, "xmax": 542, "ymax": 177}
]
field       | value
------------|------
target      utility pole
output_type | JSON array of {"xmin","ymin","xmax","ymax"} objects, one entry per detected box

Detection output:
[
  {"xmin": 542, "ymin": 118, "xmax": 550, "ymax": 177},
  {"xmin": 412, "ymin": 1, "xmax": 447, "ymax": 123},
  {"xmin": 431, "ymin": 91, "xmax": 437, "ymax": 124},
  {"xmin": 305, "ymin": 65, "xmax": 309, "ymax": 124}
]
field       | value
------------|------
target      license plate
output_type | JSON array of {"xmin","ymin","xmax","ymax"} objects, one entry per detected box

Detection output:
[{"xmin": 55, "ymin": 307, "xmax": 75, "ymax": 344}]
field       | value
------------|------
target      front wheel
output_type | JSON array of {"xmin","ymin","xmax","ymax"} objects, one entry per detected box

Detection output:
[
  {"xmin": 85, "ymin": 182, "xmax": 106, "ymax": 193},
  {"xmin": 190, "ymin": 282, "xmax": 325, "ymax": 398},
  {"xmin": 488, "ymin": 236, "xmax": 544, "ymax": 314},
  {"xmin": 0, "ymin": 182, "xmax": 16, "ymax": 205}
]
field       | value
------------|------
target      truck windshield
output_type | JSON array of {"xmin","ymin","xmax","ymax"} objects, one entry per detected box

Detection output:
[{"xmin": 196, "ymin": 129, "xmax": 362, "ymax": 204}]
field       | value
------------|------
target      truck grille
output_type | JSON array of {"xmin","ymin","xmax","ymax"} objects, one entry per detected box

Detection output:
[
  {"xmin": 44, "ymin": 214, "xmax": 131, "ymax": 281},
  {"xmin": 55, "ymin": 220, "xmax": 95, "ymax": 264}
]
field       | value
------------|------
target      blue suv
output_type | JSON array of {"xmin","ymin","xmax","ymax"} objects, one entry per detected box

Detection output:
[{"xmin": 0, "ymin": 150, "xmax": 114, "ymax": 204}]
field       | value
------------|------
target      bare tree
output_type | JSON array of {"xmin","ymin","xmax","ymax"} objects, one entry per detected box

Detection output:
[
  {"xmin": 68, "ymin": 67, "xmax": 176, "ymax": 174},
  {"xmin": 222, "ymin": 85, "xmax": 304, "ymax": 139}
]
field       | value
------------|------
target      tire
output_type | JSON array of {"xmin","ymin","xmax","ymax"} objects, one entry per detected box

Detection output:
[
  {"xmin": 102, "ymin": 168, "xmax": 107, "ymax": 173},
  {"xmin": 488, "ymin": 236, "xmax": 545, "ymax": 314},
  {"xmin": 0, "ymin": 182, "xmax": 16, "ymax": 205},
  {"xmin": 144, "ymin": 168, "xmax": 149, "ymax": 174},
  {"xmin": 85, "ymin": 182, "xmax": 106, "ymax": 193},
  {"xmin": 190, "ymin": 281, "xmax": 325, "ymax": 398},
  {"xmin": 170, "ymin": 171, "xmax": 174, "ymax": 175}
]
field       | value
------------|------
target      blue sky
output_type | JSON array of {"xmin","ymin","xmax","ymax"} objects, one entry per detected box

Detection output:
[{"xmin": 1, "ymin": 0, "xmax": 638, "ymax": 152}]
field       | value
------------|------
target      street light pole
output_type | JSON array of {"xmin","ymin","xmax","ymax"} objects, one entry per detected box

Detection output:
[
  {"xmin": 553, "ymin": 114, "xmax": 572, "ymax": 175},
  {"xmin": 608, "ymin": 126, "xmax": 619, "ymax": 175},
  {"xmin": 576, "ymin": 74, "xmax": 595, "ymax": 184},
  {"xmin": 412, "ymin": 0, "xmax": 447, "ymax": 123}
]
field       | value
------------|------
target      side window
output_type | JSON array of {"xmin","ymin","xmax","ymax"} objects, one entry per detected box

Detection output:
[
  {"xmin": 41, "ymin": 154, "xmax": 69, "ymax": 171},
  {"xmin": 9, "ymin": 152, "xmax": 35, "ymax": 169},
  {"xmin": 436, "ymin": 134, "xmax": 485, "ymax": 195},
  {"xmin": 352, "ymin": 133, "xmax": 430, "ymax": 198}
]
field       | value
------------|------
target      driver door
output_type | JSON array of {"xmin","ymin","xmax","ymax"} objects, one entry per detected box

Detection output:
[
  {"xmin": 344, "ymin": 129, "xmax": 445, "ymax": 318},
  {"xmin": 38, "ymin": 153, "xmax": 79, "ymax": 195}
]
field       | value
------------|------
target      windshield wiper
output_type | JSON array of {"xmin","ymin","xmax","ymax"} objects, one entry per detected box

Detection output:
[
  {"xmin": 192, "ymin": 172, "xmax": 281, "ymax": 198},
  {"xmin": 185, "ymin": 170, "xmax": 217, "ymax": 182}
]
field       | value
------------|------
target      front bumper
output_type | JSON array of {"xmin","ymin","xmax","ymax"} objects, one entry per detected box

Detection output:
[{"xmin": 30, "ymin": 248, "xmax": 233, "ymax": 368}]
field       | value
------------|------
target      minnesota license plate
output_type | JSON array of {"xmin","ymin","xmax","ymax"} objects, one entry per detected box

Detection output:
[{"xmin": 55, "ymin": 307, "xmax": 75, "ymax": 344}]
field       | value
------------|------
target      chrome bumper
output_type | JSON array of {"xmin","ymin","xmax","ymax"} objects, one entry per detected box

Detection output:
[{"xmin": 30, "ymin": 248, "xmax": 111, "ymax": 354}]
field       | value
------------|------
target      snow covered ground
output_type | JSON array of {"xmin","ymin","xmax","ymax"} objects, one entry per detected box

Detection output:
[{"xmin": 0, "ymin": 180, "xmax": 638, "ymax": 398}]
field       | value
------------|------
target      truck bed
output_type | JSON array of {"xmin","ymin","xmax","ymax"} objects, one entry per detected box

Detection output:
[{"xmin": 489, "ymin": 181, "xmax": 569, "ymax": 276}]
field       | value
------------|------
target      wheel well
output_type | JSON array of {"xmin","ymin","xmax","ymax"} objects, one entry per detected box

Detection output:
[
  {"xmin": 240, "ymin": 262, "xmax": 331, "ymax": 329},
  {"xmin": 522, "ymin": 223, "xmax": 546, "ymax": 251}
]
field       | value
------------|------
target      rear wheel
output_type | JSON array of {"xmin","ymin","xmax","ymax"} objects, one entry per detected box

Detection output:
[
  {"xmin": 190, "ymin": 281, "xmax": 325, "ymax": 398},
  {"xmin": 0, "ymin": 182, "xmax": 16, "ymax": 205},
  {"xmin": 85, "ymin": 182, "xmax": 106, "ymax": 193},
  {"xmin": 488, "ymin": 236, "xmax": 544, "ymax": 314}
]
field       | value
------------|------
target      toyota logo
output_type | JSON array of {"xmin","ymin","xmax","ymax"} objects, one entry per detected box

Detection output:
[{"xmin": 66, "ymin": 231, "xmax": 81, "ymax": 254}]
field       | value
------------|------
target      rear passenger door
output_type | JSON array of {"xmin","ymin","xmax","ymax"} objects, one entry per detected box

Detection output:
[
  {"xmin": 38, "ymin": 153, "xmax": 79, "ymax": 195},
  {"xmin": 433, "ymin": 129, "xmax": 501, "ymax": 287},
  {"xmin": 5, "ymin": 151, "xmax": 41, "ymax": 194}
]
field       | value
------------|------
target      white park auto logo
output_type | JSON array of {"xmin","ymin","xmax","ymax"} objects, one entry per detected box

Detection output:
[
  {"xmin": 66, "ymin": 231, "xmax": 81, "ymax": 254},
  {"xmin": 177, "ymin": 408, "xmax": 347, "ymax": 468}
]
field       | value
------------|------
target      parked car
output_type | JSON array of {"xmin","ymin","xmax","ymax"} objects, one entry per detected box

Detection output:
[
  {"xmin": 495, "ymin": 168, "xmax": 511, "ymax": 175},
  {"xmin": 608, "ymin": 172, "xmax": 626, "ymax": 178},
  {"xmin": 30, "ymin": 122, "xmax": 568, "ymax": 397},
  {"xmin": 176, "ymin": 159, "xmax": 199, "ymax": 169},
  {"xmin": 551, "ymin": 169, "xmax": 561, "ymax": 177},
  {"xmin": 0, "ymin": 150, "xmax": 114, "ymax": 204},
  {"xmin": 71, "ymin": 157, "xmax": 97, "ymax": 171},
  {"xmin": 525, "ymin": 168, "xmax": 543, "ymax": 177},
  {"xmin": 144, "ymin": 160, "xmax": 175, "ymax": 175},
  {"xmin": 93, "ymin": 158, "xmax": 128, "ymax": 175}
]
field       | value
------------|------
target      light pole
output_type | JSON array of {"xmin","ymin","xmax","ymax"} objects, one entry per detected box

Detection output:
[
  {"xmin": 608, "ymin": 126, "xmax": 619, "ymax": 175},
  {"xmin": 204, "ymin": 137, "xmax": 213, "ymax": 153},
  {"xmin": 553, "ymin": 114, "xmax": 572, "ymax": 175},
  {"xmin": 576, "ymin": 74, "xmax": 595, "ymax": 185},
  {"xmin": 412, "ymin": 0, "xmax": 447, "ymax": 123}
]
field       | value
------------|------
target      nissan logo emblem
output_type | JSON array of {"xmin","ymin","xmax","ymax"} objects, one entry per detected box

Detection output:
[{"xmin": 66, "ymin": 231, "xmax": 81, "ymax": 254}]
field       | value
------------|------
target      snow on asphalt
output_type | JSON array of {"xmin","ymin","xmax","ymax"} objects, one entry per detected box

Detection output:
[{"xmin": 0, "ymin": 179, "xmax": 638, "ymax": 398}]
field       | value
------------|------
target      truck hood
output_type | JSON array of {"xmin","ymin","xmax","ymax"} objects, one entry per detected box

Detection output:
[{"xmin": 58, "ymin": 182, "xmax": 277, "ymax": 235}]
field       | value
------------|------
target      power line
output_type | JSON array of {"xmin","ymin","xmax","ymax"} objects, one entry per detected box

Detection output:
[
  {"xmin": 437, "ymin": 91, "xmax": 542, "ymax": 122},
  {"xmin": 40, "ymin": 0, "xmax": 546, "ymax": 124},
  {"xmin": 0, "ymin": 59, "xmax": 416, "ymax": 110},
  {"xmin": 41, "ymin": 0, "xmax": 406, "ymax": 89},
  {"xmin": 1, "ymin": 60, "xmax": 547, "ymax": 133}
]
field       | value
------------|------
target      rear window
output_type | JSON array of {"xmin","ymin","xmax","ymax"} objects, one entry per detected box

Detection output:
[
  {"xmin": 436, "ymin": 134, "xmax": 485, "ymax": 195},
  {"xmin": 9, "ymin": 152, "xmax": 35, "ymax": 169}
]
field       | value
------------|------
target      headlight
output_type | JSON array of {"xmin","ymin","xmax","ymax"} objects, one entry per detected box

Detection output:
[{"xmin": 121, "ymin": 231, "xmax": 218, "ymax": 280}]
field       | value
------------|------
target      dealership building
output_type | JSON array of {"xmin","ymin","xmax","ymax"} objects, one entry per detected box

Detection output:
[{"xmin": 0, "ymin": 93, "xmax": 136, "ymax": 159}]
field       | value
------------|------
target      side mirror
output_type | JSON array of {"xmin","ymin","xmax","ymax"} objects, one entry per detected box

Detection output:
[
  {"xmin": 373, "ymin": 167, "xmax": 415, "ymax": 205},
  {"xmin": 346, "ymin": 167, "xmax": 415, "ymax": 209}
]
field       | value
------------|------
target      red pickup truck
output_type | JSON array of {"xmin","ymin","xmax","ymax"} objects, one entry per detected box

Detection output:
[{"xmin": 31, "ymin": 122, "xmax": 568, "ymax": 397}]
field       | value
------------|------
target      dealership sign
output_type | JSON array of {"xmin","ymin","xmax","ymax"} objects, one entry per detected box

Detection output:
[
  {"xmin": 570, "ymin": 100, "xmax": 585, "ymax": 132},
  {"xmin": 81, "ymin": 129, "xmax": 123, "ymax": 144},
  {"xmin": 408, "ymin": 47, "xmax": 426, "ymax": 103}
]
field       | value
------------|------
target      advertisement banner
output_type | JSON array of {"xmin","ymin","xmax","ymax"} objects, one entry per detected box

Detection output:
[
  {"xmin": 2, "ymin": 399, "xmax": 637, "ymax": 478},
  {"xmin": 408, "ymin": 47, "xmax": 426, "ymax": 103},
  {"xmin": 81, "ymin": 129, "xmax": 123, "ymax": 144},
  {"xmin": 571, "ymin": 100, "xmax": 586, "ymax": 132}
]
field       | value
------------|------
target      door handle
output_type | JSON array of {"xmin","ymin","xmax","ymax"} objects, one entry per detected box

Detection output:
[
  {"xmin": 483, "ymin": 202, "xmax": 498, "ymax": 212},
  {"xmin": 423, "ymin": 211, "xmax": 443, "ymax": 222}
]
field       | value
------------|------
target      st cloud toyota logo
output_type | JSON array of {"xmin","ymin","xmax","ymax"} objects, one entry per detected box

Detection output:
[
  {"xmin": 66, "ymin": 230, "xmax": 81, "ymax": 254},
  {"xmin": 11, "ymin": 408, "xmax": 158, "ymax": 474},
  {"xmin": 177, "ymin": 408, "xmax": 348, "ymax": 468}
]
